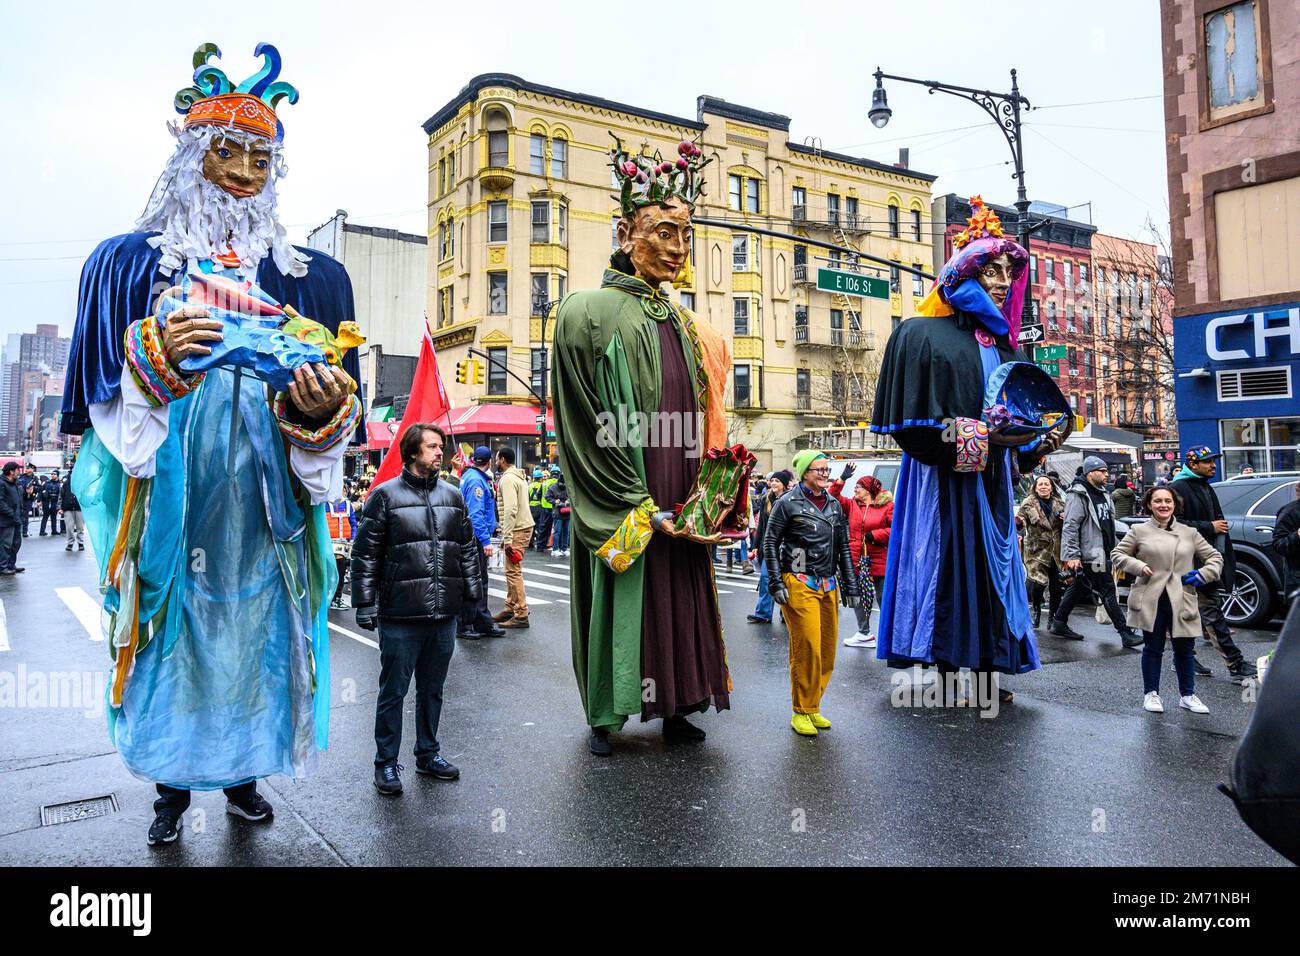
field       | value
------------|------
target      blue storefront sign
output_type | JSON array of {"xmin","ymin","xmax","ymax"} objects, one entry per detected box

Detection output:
[{"xmin": 1174, "ymin": 303, "xmax": 1300, "ymax": 474}]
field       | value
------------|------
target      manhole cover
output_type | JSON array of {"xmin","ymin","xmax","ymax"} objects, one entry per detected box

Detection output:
[{"xmin": 40, "ymin": 794, "xmax": 119, "ymax": 826}]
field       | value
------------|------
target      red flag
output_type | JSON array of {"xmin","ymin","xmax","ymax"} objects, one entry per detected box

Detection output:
[{"xmin": 372, "ymin": 323, "xmax": 454, "ymax": 489}]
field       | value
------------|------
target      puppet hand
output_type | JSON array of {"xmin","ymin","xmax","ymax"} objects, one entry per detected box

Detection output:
[
  {"xmin": 989, "ymin": 426, "xmax": 1035, "ymax": 447},
  {"xmin": 1036, "ymin": 429, "xmax": 1064, "ymax": 457},
  {"xmin": 156, "ymin": 287, "xmax": 224, "ymax": 367},
  {"xmin": 289, "ymin": 364, "xmax": 353, "ymax": 420}
]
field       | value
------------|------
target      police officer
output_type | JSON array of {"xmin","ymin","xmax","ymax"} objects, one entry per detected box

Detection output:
[{"xmin": 457, "ymin": 446, "xmax": 504, "ymax": 639}]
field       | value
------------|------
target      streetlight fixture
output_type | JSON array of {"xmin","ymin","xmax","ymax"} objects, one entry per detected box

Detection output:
[
  {"xmin": 531, "ymin": 290, "xmax": 558, "ymax": 463},
  {"xmin": 871, "ymin": 66, "xmax": 1036, "ymax": 339}
]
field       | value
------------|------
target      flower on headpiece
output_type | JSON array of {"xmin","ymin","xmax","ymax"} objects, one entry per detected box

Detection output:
[
  {"xmin": 951, "ymin": 195, "xmax": 1006, "ymax": 250},
  {"xmin": 610, "ymin": 132, "xmax": 712, "ymax": 218}
]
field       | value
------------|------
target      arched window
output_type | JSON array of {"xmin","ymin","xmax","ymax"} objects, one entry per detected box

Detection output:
[{"xmin": 485, "ymin": 109, "xmax": 510, "ymax": 167}]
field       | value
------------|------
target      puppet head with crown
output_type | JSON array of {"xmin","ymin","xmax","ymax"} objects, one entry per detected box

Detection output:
[
  {"xmin": 608, "ymin": 133, "xmax": 711, "ymax": 286},
  {"xmin": 135, "ymin": 42, "xmax": 307, "ymax": 278},
  {"xmin": 917, "ymin": 196, "xmax": 1029, "ymax": 341}
]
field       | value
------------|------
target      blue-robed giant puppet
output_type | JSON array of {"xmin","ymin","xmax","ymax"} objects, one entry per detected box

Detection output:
[
  {"xmin": 871, "ymin": 197, "xmax": 1070, "ymax": 694},
  {"xmin": 61, "ymin": 42, "xmax": 363, "ymax": 839}
]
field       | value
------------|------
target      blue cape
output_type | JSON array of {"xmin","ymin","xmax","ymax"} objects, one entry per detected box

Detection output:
[{"xmin": 61, "ymin": 232, "xmax": 363, "ymax": 436}]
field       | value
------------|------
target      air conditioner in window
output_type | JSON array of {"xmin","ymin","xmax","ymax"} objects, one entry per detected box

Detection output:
[{"xmin": 1069, "ymin": 367, "xmax": 1079, "ymax": 376}]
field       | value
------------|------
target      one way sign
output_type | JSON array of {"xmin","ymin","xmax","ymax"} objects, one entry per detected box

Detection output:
[{"xmin": 1017, "ymin": 324, "xmax": 1044, "ymax": 345}]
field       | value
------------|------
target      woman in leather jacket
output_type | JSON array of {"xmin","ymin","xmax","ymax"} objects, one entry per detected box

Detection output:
[{"xmin": 763, "ymin": 450, "xmax": 859, "ymax": 737}]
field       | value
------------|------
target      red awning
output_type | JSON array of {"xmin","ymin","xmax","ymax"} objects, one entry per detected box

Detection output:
[
  {"xmin": 366, "ymin": 421, "xmax": 400, "ymax": 451},
  {"xmin": 443, "ymin": 404, "xmax": 553, "ymax": 436}
]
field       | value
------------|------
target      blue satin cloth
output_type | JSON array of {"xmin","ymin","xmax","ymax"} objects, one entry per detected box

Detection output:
[
  {"xmin": 73, "ymin": 364, "xmax": 335, "ymax": 790},
  {"xmin": 60, "ymin": 232, "xmax": 363, "ymax": 436},
  {"xmin": 876, "ymin": 341, "xmax": 1040, "ymax": 675}
]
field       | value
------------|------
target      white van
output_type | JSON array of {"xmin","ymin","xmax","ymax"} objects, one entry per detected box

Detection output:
[{"xmin": 820, "ymin": 456, "xmax": 904, "ymax": 494}]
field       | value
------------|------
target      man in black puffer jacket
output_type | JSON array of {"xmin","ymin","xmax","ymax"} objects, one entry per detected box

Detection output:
[{"xmin": 352, "ymin": 423, "xmax": 481, "ymax": 795}]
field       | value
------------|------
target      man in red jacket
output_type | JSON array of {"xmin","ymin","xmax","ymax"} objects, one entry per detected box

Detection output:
[{"xmin": 829, "ymin": 465, "xmax": 893, "ymax": 647}]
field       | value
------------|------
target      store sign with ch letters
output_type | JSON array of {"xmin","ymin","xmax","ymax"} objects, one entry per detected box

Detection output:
[{"xmin": 1206, "ymin": 307, "xmax": 1300, "ymax": 362}]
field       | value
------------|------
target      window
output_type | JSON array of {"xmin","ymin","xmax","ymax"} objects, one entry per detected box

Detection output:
[
  {"xmin": 531, "ymin": 349, "xmax": 545, "ymax": 393},
  {"xmin": 1068, "ymin": 346, "xmax": 1077, "ymax": 368},
  {"xmin": 487, "ymin": 347, "xmax": 508, "ymax": 395},
  {"xmin": 1119, "ymin": 396, "xmax": 1128, "ymax": 421},
  {"xmin": 1100, "ymin": 310, "xmax": 1110, "ymax": 338},
  {"xmin": 889, "ymin": 263, "xmax": 901, "ymax": 294},
  {"xmin": 1205, "ymin": 1, "xmax": 1266, "ymax": 122},
  {"xmin": 557, "ymin": 203, "xmax": 567, "ymax": 246},
  {"xmin": 447, "ymin": 150, "xmax": 454, "ymax": 186},
  {"xmin": 1079, "ymin": 262, "xmax": 1088, "ymax": 287},
  {"xmin": 888, "ymin": 203, "xmax": 900, "ymax": 238},
  {"xmin": 531, "ymin": 201, "xmax": 550, "ymax": 244},
  {"xmin": 1141, "ymin": 275, "xmax": 1151, "ymax": 311},
  {"xmin": 488, "ymin": 272, "xmax": 508, "ymax": 315},
  {"xmin": 831, "ymin": 370, "xmax": 846, "ymax": 406},
  {"xmin": 488, "ymin": 130, "xmax": 509, "ymax": 167},
  {"xmin": 1104, "ymin": 396, "xmax": 1112, "ymax": 422},
  {"xmin": 911, "ymin": 208, "xmax": 921, "ymax": 241},
  {"xmin": 1101, "ymin": 353, "xmax": 1111, "ymax": 374},
  {"xmin": 733, "ymin": 298, "xmax": 750, "ymax": 336},
  {"xmin": 828, "ymin": 249, "xmax": 841, "ymax": 269},
  {"xmin": 1066, "ymin": 304, "xmax": 1075, "ymax": 333},
  {"xmin": 438, "ymin": 221, "xmax": 449, "ymax": 260},
  {"xmin": 846, "ymin": 196, "xmax": 859, "ymax": 230},
  {"xmin": 529, "ymin": 134, "xmax": 545, "ymax": 175},
  {"xmin": 732, "ymin": 235, "xmax": 748, "ymax": 272},
  {"xmin": 746, "ymin": 178, "xmax": 760, "ymax": 214},
  {"xmin": 1047, "ymin": 301, "xmax": 1058, "ymax": 330},
  {"xmin": 611, "ymin": 215, "xmax": 621, "ymax": 251},
  {"xmin": 556, "ymin": 274, "xmax": 566, "ymax": 301},
  {"xmin": 912, "ymin": 269, "xmax": 924, "ymax": 297},
  {"xmin": 530, "ymin": 274, "xmax": 548, "ymax": 315},
  {"xmin": 488, "ymin": 201, "xmax": 508, "ymax": 242},
  {"xmin": 1064, "ymin": 261, "xmax": 1073, "ymax": 289},
  {"xmin": 680, "ymin": 291, "xmax": 695, "ymax": 311},
  {"xmin": 794, "ymin": 244, "xmax": 807, "ymax": 267},
  {"xmin": 728, "ymin": 175, "xmax": 742, "ymax": 211},
  {"xmin": 830, "ymin": 309, "xmax": 844, "ymax": 346},
  {"xmin": 437, "ymin": 286, "xmax": 453, "ymax": 328},
  {"xmin": 792, "ymin": 186, "xmax": 806, "ymax": 218},
  {"xmin": 1085, "ymin": 395, "xmax": 1095, "ymax": 420},
  {"xmin": 1031, "ymin": 301, "xmax": 1040, "ymax": 323},
  {"xmin": 827, "ymin": 193, "xmax": 840, "ymax": 226},
  {"xmin": 797, "ymin": 369, "xmax": 810, "ymax": 407},
  {"xmin": 1071, "ymin": 392, "xmax": 1079, "ymax": 412},
  {"xmin": 550, "ymin": 137, "xmax": 567, "ymax": 178},
  {"xmin": 438, "ymin": 158, "xmax": 446, "ymax": 196},
  {"xmin": 1085, "ymin": 349, "xmax": 1095, "ymax": 375},
  {"xmin": 892, "ymin": 315, "xmax": 901, "ymax": 332},
  {"xmin": 1030, "ymin": 256, "xmax": 1038, "ymax": 285},
  {"xmin": 1222, "ymin": 419, "xmax": 1299, "ymax": 476},
  {"xmin": 1045, "ymin": 259, "xmax": 1055, "ymax": 284},
  {"xmin": 1082, "ymin": 305, "xmax": 1091, "ymax": 334},
  {"xmin": 733, "ymin": 365, "xmax": 751, "ymax": 407}
]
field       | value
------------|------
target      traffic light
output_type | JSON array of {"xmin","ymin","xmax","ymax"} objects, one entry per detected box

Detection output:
[
  {"xmin": 455, "ymin": 359, "xmax": 470, "ymax": 384},
  {"xmin": 471, "ymin": 360, "xmax": 485, "ymax": 386}
]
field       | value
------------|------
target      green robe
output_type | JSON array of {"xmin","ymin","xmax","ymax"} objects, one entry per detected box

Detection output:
[{"xmin": 551, "ymin": 268, "xmax": 710, "ymax": 730}]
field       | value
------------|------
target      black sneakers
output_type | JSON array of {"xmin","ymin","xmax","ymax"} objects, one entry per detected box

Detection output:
[
  {"xmin": 226, "ymin": 789, "xmax": 274, "ymax": 821},
  {"xmin": 1049, "ymin": 618, "xmax": 1085, "ymax": 640},
  {"xmin": 415, "ymin": 755, "xmax": 460, "ymax": 780},
  {"xmin": 1228, "ymin": 659, "xmax": 1259, "ymax": 684},
  {"xmin": 1120, "ymin": 628, "xmax": 1145, "ymax": 650},
  {"xmin": 663, "ymin": 715, "xmax": 706, "ymax": 741},
  {"xmin": 588, "ymin": 729, "xmax": 612, "ymax": 757},
  {"xmin": 374, "ymin": 762, "xmax": 404, "ymax": 795},
  {"xmin": 1193, "ymin": 656, "xmax": 1213, "ymax": 676},
  {"xmin": 147, "ymin": 810, "xmax": 183, "ymax": 846}
]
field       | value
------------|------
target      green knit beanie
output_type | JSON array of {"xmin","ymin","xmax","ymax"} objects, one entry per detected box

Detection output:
[{"xmin": 791, "ymin": 449, "xmax": 827, "ymax": 479}]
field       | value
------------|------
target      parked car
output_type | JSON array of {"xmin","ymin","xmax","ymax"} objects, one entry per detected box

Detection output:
[
  {"xmin": 1115, "ymin": 475, "xmax": 1296, "ymax": 629},
  {"xmin": 822, "ymin": 456, "xmax": 903, "ymax": 495}
]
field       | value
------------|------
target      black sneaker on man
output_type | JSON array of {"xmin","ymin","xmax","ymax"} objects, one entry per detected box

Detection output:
[
  {"xmin": 415, "ymin": 754, "xmax": 460, "ymax": 780},
  {"xmin": 147, "ymin": 810, "xmax": 183, "ymax": 846},
  {"xmin": 226, "ymin": 789, "xmax": 273, "ymax": 821},
  {"xmin": 1049, "ymin": 618, "xmax": 1085, "ymax": 640},
  {"xmin": 1228, "ymin": 659, "xmax": 1258, "ymax": 684},
  {"xmin": 1120, "ymin": 628, "xmax": 1144, "ymax": 650},
  {"xmin": 663, "ymin": 714, "xmax": 706, "ymax": 741},
  {"xmin": 588, "ymin": 729, "xmax": 612, "ymax": 757},
  {"xmin": 374, "ymin": 762, "xmax": 403, "ymax": 795},
  {"xmin": 1193, "ymin": 655, "xmax": 1212, "ymax": 676}
]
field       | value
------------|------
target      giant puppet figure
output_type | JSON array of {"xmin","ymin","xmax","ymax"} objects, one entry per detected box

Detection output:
[
  {"xmin": 871, "ymin": 198, "xmax": 1067, "ymax": 698},
  {"xmin": 552, "ymin": 136, "xmax": 736, "ymax": 756},
  {"xmin": 61, "ymin": 43, "xmax": 363, "ymax": 845}
]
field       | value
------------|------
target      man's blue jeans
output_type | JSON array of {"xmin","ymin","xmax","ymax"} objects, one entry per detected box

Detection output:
[
  {"xmin": 374, "ymin": 616, "xmax": 457, "ymax": 766},
  {"xmin": 752, "ymin": 560, "xmax": 774, "ymax": 620}
]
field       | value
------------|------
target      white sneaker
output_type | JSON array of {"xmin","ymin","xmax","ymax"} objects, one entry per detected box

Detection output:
[
  {"xmin": 1179, "ymin": 694, "xmax": 1209, "ymax": 714},
  {"xmin": 1142, "ymin": 691, "xmax": 1164, "ymax": 713},
  {"xmin": 843, "ymin": 632, "xmax": 874, "ymax": 647}
]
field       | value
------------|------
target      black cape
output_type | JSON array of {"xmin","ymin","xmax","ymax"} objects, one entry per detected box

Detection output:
[{"xmin": 61, "ymin": 232, "xmax": 363, "ymax": 436}]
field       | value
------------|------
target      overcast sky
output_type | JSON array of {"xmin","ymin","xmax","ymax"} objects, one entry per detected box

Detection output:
[{"xmin": 0, "ymin": 0, "xmax": 1170, "ymax": 342}]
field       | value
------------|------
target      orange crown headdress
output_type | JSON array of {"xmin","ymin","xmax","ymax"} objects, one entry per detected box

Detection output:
[
  {"xmin": 173, "ymin": 43, "xmax": 298, "ymax": 143},
  {"xmin": 951, "ymin": 195, "xmax": 1005, "ymax": 250}
]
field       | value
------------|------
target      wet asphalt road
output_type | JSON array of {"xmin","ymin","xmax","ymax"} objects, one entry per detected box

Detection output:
[{"xmin": 0, "ymin": 531, "xmax": 1286, "ymax": 866}]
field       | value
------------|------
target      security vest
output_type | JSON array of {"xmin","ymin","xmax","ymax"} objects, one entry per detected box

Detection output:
[
  {"xmin": 529, "ymin": 480, "xmax": 543, "ymax": 506},
  {"xmin": 540, "ymin": 477, "xmax": 557, "ymax": 509}
]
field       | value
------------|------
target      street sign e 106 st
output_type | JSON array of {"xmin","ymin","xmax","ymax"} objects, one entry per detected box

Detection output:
[
  {"xmin": 1036, "ymin": 360, "xmax": 1060, "ymax": 376},
  {"xmin": 816, "ymin": 268, "xmax": 889, "ymax": 299}
]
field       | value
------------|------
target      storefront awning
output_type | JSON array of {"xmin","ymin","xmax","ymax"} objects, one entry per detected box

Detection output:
[
  {"xmin": 366, "ymin": 421, "xmax": 400, "ymax": 451},
  {"xmin": 444, "ymin": 404, "xmax": 553, "ymax": 436}
]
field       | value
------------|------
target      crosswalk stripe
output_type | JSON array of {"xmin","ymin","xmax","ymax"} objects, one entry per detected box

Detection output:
[
  {"xmin": 328, "ymin": 621, "xmax": 378, "ymax": 649},
  {"xmin": 487, "ymin": 573, "xmax": 570, "ymax": 596},
  {"xmin": 0, "ymin": 599, "xmax": 8, "ymax": 652},
  {"xmin": 56, "ymin": 587, "xmax": 103, "ymax": 642},
  {"xmin": 519, "ymin": 566, "xmax": 572, "ymax": 582},
  {"xmin": 488, "ymin": 587, "xmax": 551, "ymax": 606}
]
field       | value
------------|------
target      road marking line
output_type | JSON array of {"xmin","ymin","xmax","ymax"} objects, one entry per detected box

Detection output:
[
  {"xmin": 716, "ymin": 589, "xmax": 734, "ymax": 595},
  {"xmin": 519, "ymin": 566, "xmax": 572, "ymax": 582},
  {"xmin": 487, "ymin": 573, "xmax": 571, "ymax": 596},
  {"xmin": 0, "ymin": 599, "xmax": 8, "ymax": 652},
  {"xmin": 488, "ymin": 587, "xmax": 551, "ymax": 605},
  {"xmin": 328, "ymin": 621, "xmax": 378, "ymax": 649},
  {"xmin": 557, "ymin": 599, "xmax": 569, "ymax": 604},
  {"xmin": 56, "ymin": 587, "xmax": 103, "ymax": 642}
]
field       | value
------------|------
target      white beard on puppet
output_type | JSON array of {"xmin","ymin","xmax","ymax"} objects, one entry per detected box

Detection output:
[{"xmin": 134, "ymin": 124, "xmax": 309, "ymax": 279}]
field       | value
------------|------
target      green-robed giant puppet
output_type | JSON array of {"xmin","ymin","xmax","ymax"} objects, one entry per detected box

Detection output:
[{"xmin": 551, "ymin": 135, "xmax": 735, "ymax": 757}]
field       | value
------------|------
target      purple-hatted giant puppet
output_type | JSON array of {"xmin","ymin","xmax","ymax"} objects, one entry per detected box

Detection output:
[
  {"xmin": 60, "ymin": 42, "xmax": 364, "ymax": 843},
  {"xmin": 870, "ymin": 197, "xmax": 1070, "ymax": 697}
]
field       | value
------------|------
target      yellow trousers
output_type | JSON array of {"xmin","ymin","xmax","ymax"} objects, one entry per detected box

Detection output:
[
  {"xmin": 502, "ymin": 527, "xmax": 534, "ymax": 618},
  {"xmin": 779, "ymin": 573, "xmax": 839, "ymax": 714}
]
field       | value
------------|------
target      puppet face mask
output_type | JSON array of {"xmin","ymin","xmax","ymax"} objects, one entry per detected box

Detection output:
[
  {"xmin": 618, "ymin": 197, "xmax": 692, "ymax": 285},
  {"xmin": 976, "ymin": 253, "xmax": 1014, "ymax": 309},
  {"xmin": 202, "ymin": 136, "xmax": 272, "ymax": 199}
]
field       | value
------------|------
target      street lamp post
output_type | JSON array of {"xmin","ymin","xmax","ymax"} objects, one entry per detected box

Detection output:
[
  {"xmin": 870, "ymin": 67, "xmax": 1036, "ymax": 339},
  {"xmin": 532, "ymin": 292, "xmax": 558, "ymax": 464}
]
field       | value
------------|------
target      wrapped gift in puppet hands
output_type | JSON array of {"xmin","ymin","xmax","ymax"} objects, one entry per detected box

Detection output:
[
  {"xmin": 156, "ymin": 270, "xmax": 364, "ymax": 394},
  {"xmin": 655, "ymin": 444, "xmax": 759, "ymax": 544}
]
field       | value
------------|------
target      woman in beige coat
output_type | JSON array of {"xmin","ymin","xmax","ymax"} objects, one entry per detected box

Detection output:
[{"xmin": 1111, "ymin": 486, "xmax": 1223, "ymax": 716}]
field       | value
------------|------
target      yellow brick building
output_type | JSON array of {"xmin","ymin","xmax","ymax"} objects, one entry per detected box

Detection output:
[{"xmin": 421, "ymin": 74, "xmax": 936, "ymax": 471}]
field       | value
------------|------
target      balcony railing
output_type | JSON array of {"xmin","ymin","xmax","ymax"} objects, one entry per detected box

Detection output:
[
  {"xmin": 792, "ymin": 204, "xmax": 807, "ymax": 222},
  {"xmin": 793, "ymin": 264, "xmax": 812, "ymax": 284},
  {"xmin": 796, "ymin": 393, "xmax": 811, "ymax": 411},
  {"xmin": 794, "ymin": 323, "xmax": 810, "ymax": 344}
]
